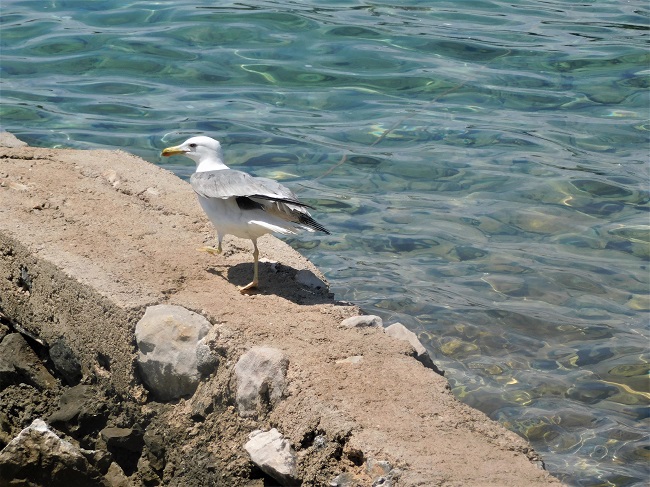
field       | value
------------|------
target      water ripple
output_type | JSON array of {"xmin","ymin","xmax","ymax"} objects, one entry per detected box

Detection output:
[{"xmin": 2, "ymin": 1, "xmax": 649, "ymax": 485}]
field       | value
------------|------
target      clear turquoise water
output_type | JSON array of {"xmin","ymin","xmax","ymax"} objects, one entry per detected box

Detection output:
[{"xmin": 2, "ymin": 1, "xmax": 649, "ymax": 485}]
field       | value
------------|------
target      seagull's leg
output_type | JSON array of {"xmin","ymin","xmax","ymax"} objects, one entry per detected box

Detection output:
[
  {"xmin": 238, "ymin": 239, "xmax": 259, "ymax": 293},
  {"xmin": 198, "ymin": 233, "xmax": 223, "ymax": 255}
]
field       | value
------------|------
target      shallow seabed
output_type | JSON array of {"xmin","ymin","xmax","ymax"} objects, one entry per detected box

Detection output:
[{"xmin": 2, "ymin": 1, "xmax": 649, "ymax": 485}]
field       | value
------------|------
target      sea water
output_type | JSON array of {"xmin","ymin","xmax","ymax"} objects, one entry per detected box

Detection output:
[{"xmin": 1, "ymin": 1, "xmax": 648, "ymax": 485}]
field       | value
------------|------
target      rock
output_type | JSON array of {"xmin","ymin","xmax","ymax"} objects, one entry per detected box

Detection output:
[
  {"xmin": 49, "ymin": 385, "xmax": 108, "ymax": 437},
  {"xmin": 0, "ymin": 321, "xmax": 9, "ymax": 342},
  {"xmin": 384, "ymin": 323, "xmax": 444, "ymax": 375},
  {"xmin": 143, "ymin": 428, "xmax": 166, "ymax": 472},
  {"xmin": 195, "ymin": 336, "xmax": 219, "ymax": 376},
  {"xmin": 367, "ymin": 458, "xmax": 398, "ymax": 486},
  {"xmin": 295, "ymin": 269, "xmax": 328, "ymax": 291},
  {"xmin": 335, "ymin": 355, "xmax": 363, "ymax": 364},
  {"xmin": 0, "ymin": 418, "xmax": 108, "ymax": 486},
  {"xmin": 135, "ymin": 305, "xmax": 212, "ymax": 401},
  {"xmin": 49, "ymin": 338, "xmax": 83, "ymax": 385},
  {"xmin": 103, "ymin": 462, "xmax": 130, "ymax": 487},
  {"xmin": 340, "ymin": 315, "xmax": 383, "ymax": 328},
  {"xmin": 234, "ymin": 346, "xmax": 288, "ymax": 418},
  {"xmin": 0, "ymin": 411, "xmax": 12, "ymax": 448},
  {"xmin": 244, "ymin": 428, "xmax": 298, "ymax": 485},
  {"xmin": 100, "ymin": 427, "xmax": 144, "ymax": 453},
  {"xmin": 0, "ymin": 333, "xmax": 57, "ymax": 389},
  {"xmin": 0, "ymin": 132, "xmax": 27, "ymax": 148}
]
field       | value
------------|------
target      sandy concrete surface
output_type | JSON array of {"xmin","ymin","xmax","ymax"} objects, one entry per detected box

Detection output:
[{"xmin": 0, "ymin": 133, "xmax": 562, "ymax": 486}]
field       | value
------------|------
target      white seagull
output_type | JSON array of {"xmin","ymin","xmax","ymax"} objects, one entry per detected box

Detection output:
[{"xmin": 161, "ymin": 136, "xmax": 330, "ymax": 293}]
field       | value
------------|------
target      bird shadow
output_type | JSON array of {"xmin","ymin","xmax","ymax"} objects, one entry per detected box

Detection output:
[{"xmin": 208, "ymin": 262, "xmax": 335, "ymax": 305}]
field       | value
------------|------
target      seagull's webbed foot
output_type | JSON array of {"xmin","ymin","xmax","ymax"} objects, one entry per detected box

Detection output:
[
  {"xmin": 197, "ymin": 245, "xmax": 222, "ymax": 256},
  {"xmin": 238, "ymin": 280, "xmax": 259, "ymax": 294}
]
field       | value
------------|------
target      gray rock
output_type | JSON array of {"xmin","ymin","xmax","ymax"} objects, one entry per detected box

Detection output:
[
  {"xmin": 0, "ymin": 333, "xmax": 57, "ymax": 389},
  {"xmin": 384, "ymin": 323, "xmax": 444, "ymax": 375},
  {"xmin": 49, "ymin": 338, "xmax": 83, "ymax": 385},
  {"xmin": 195, "ymin": 336, "xmax": 219, "ymax": 376},
  {"xmin": 295, "ymin": 269, "xmax": 328, "ymax": 291},
  {"xmin": 0, "ymin": 132, "xmax": 27, "ymax": 148},
  {"xmin": 244, "ymin": 428, "xmax": 298, "ymax": 485},
  {"xmin": 234, "ymin": 346, "xmax": 288, "ymax": 418},
  {"xmin": 367, "ymin": 458, "xmax": 395, "ymax": 486},
  {"xmin": 0, "ymin": 418, "xmax": 108, "ymax": 486},
  {"xmin": 135, "ymin": 305, "xmax": 212, "ymax": 401},
  {"xmin": 340, "ymin": 315, "xmax": 383, "ymax": 328}
]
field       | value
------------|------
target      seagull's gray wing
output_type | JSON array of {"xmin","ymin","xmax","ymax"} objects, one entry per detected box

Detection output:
[
  {"xmin": 190, "ymin": 169, "xmax": 309, "ymax": 207},
  {"xmin": 191, "ymin": 169, "xmax": 329, "ymax": 234}
]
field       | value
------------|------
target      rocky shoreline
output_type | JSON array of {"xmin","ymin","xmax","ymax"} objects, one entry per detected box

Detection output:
[{"xmin": 0, "ymin": 133, "xmax": 562, "ymax": 486}]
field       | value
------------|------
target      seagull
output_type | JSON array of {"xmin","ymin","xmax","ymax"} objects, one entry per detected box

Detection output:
[{"xmin": 161, "ymin": 136, "xmax": 330, "ymax": 293}]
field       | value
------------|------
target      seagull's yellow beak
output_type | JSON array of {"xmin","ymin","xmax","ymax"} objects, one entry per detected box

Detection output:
[{"xmin": 161, "ymin": 145, "xmax": 186, "ymax": 157}]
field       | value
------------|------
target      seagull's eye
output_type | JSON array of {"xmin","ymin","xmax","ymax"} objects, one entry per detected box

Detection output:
[{"xmin": 189, "ymin": 143, "xmax": 197, "ymax": 148}]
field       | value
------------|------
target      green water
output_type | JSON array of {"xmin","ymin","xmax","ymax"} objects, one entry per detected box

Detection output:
[{"xmin": 2, "ymin": 1, "xmax": 649, "ymax": 485}]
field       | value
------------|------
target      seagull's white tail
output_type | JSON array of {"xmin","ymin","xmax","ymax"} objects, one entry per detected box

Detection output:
[{"xmin": 249, "ymin": 220, "xmax": 298, "ymax": 235}]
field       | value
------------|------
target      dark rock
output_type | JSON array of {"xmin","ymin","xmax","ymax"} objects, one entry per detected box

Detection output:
[
  {"xmin": 0, "ymin": 333, "xmax": 57, "ymax": 390},
  {"xmin": 49, "ymin": 338, "xmax": 83, "ymax": 385},
  {"xmin": 0, "ymin": 411, "xmax": 12, "ymax": 448},
  {"xmin": 0, "ymin": 418, "xmax": 108, "ymax": 487},
  {"xmin": 0, "ymin": 321, "xmax": 10, "ymax": 342},
  {"xmin": 100, "ymin": 427, "xmax": 144, "ymax": 453},
  {"xmin": 143, "ymin": 428, "xmax": 166, "ymax": 472},
  {"xmin": 99, "ymin": 426, "xmax": 145, "ymax": 477},
  {"xmin": 49, "ymin": 385, "xmax": 108, "ymax": 442}
]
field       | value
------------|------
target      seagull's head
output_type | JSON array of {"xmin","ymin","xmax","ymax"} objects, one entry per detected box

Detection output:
[{"xmin": 161, "ymin": 136, "xmax": 225, "ymax": 168}]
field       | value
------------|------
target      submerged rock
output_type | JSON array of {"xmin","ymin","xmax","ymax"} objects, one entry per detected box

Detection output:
[
  {"xmin": 0, "ymin": 419, "xmax": 107, "ymax": 487},
  {"xmin": 135, "ymin": 305, "xmax": 212, "ymax": 401},
  {"xmin": 244, "ymin": 428, "xmax": 298, "ymax": 485},
  {"xmin": 234, "ymin": 347, "xmax": 288, "ymax": 418}
]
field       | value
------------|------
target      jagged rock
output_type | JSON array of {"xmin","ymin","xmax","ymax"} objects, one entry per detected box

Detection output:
[
  {"xmin": 195, "ymin": 336, "xmax": 219, "ymax": 376},
  {"xmin": 103, "ymin": 462, "xmax": 130, "ymax": 487},
  {"xmin": 384, "ymin": 323, "xmax": 444, "ymax": 375},
  {"xmin": 0, "ymin": 132, "xmax": 27, "ymax": 148},
  {"xmin": 0, "ymin": 321, "xmax": 9, "ymax": 342},
  {"xmin": 49, "ymin": 385, "xmax": 108, "ymax": 437},
  {"xmin": 295, "ymin": 269, "xmax": 328, "ymax": 291},
  {"xmin": 100, "ymin": 427, "xmax": 144, "ymax": 453},
  {"xmin": 49, "ymin": 338, "xmax": 82, "ymax": 385},
  {"xmin": 0, "ymin": 418, "xmax": 108, "ymax": 486},
  {"xmin": 340, "ymin": 315, "xmax": 383, "ymax": 328},
  {"xmin": 135, "ymin": 305, "xmax": 212, "ymax": 401},
  {"xmin": 234, "ymin": 346, "xmax": 288, "ymax": 418},
  {"xmin": 244, "ymin": 428, "xmax": 298, "ymax": 486},
  {"xmin": 143, "ymin": 428, "xmax": 166, "ymax": 472},
  {"xmin": 0, "ymin": 411, "xmax": 12, "ymax": 448},
  {"xmin": 0, "ymin": 333, "xmax": 57, "ymax": 390}
]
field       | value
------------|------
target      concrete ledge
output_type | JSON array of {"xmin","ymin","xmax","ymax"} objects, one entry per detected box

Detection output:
[{"xmin": 0, "ymin": 133, "xmax": 561, "ymax": 486}]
